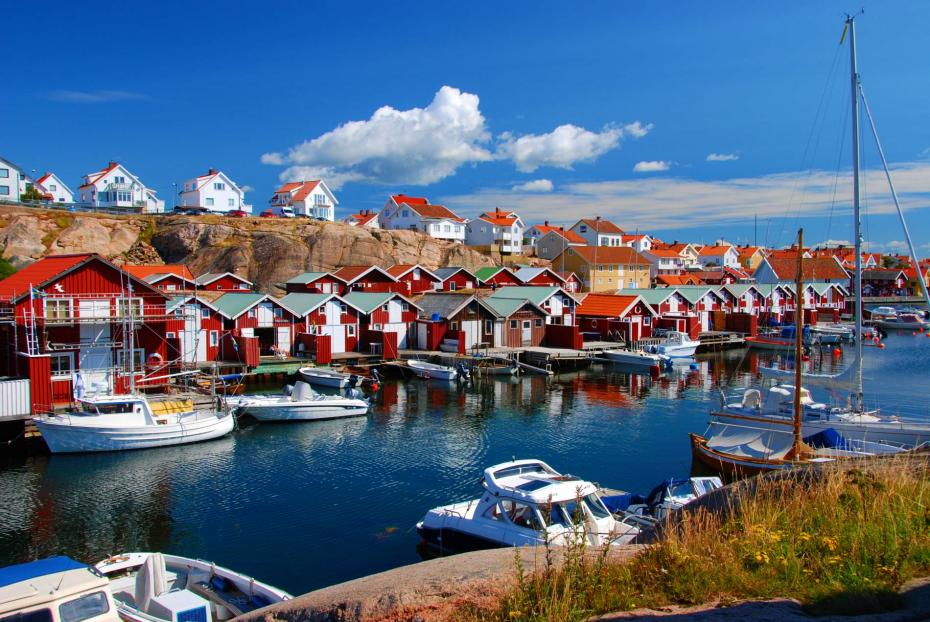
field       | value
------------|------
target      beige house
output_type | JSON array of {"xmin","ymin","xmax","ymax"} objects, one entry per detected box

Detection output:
[{"xmin": 553, "ymin": 245, "xmax": 651, "ymax": 293}]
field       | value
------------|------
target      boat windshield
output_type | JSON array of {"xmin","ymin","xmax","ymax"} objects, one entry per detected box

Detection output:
[
  {"xmin": 667, "ymin": 481, "xmax": 695, "ymax": 500},
  {"xmin": 79, "ymin": 401, "xmax": 135, "ymax": 415},
  {"xmin": 544, "ymin": 494, "xmax": 610, "ymax": 527}
]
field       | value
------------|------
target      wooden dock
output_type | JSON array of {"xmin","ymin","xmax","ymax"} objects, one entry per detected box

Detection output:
[{"xmin": 697, "ymin": 331, "xmax": 745, "ymax": 351}]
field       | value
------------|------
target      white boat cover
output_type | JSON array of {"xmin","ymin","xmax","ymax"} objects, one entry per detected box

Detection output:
[
  {"xmin": 291, "ymin": 381, "xmax": 315, "ymax": 402},
  {"xmin": 704, "ymin": 421, "xmax": 795, "ymax": 460},
  {"xmin": 134, "ymin": 553, "xmax": 168, "ymax": 613}
]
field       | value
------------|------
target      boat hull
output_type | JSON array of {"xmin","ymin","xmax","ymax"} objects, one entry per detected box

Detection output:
[
  {"xmin": 660, "ymin": 345, "xmax": 699, "ymax": 358},
  {"xmin": 34, "ymin": 413, "xmax": 235, "ymax": 453},
  {"xmin": 298, "ymin": 369, "xmax": 350, "ymax": 388},
  {"xmin": 689, "ymin": 433, "xmax": 793, "ymax": 478},
  {"xmin": 873, "ymin": 319, "xmax": 929, "ymax": 330},
  {"xmin": 745, "ymin": 337, "xmax": 795, "ymax": 351},
  {"xmin": 603, "ymin": 351, "xmax": 663, "ymax": 367},
  {"xmin": 416, "ymin": 524, "xmax": 509, "ymax": 555},
  {"xmin": 242, "ymin": 402, "xmax": 369, "ymax": 421},
  {"xmin": 408, "ymin": 361, "xmax": 458, "ymax": 381}
]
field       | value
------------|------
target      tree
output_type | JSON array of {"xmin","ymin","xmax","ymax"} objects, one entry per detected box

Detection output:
[
  {"xmin": 0, "ymin": 257, "xmax": 16, "ymax": 280},
  {"xmin": 20, "ymin": 186, "xmax": 46, "ymax": 203}
]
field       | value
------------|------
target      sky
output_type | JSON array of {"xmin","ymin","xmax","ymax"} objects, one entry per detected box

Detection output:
[{"xmin": 4, "ymin": 1, "xmax": 930, "ymax": 253}]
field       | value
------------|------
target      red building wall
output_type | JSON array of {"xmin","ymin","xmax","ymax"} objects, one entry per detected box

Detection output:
[
  {"xmin": 202, "ymin": 275, "xmax": 251, "ymax": 291},
  {"xmin": 441, "ymin": 273, "xmax": 477, "ymax": 291}
]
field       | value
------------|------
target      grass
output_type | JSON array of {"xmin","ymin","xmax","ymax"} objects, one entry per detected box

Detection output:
[
  {"xmin": 138, "ymin": 217, "xmax": 158, "ymax": 244},
  {"xmin": 457, "ymin": 457, "xmax": 930, "ymax": 622}
]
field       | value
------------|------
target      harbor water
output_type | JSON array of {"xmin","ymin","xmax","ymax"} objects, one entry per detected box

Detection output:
[{"xmin": 1, "ymin": 332, "xmax": 927, "ymax": 595}]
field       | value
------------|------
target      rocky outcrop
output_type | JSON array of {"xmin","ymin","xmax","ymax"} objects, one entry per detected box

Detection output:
[{"xmin": 0, "ymin": 206, "xmax": 497, "ymax": 293}]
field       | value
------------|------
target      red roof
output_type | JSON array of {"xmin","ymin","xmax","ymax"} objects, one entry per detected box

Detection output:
[
  {"xmin": 124, "ymin": 264, "xmax": 195, "ymax": 281},
  {"xmin": 577, "ymin": 219, "xmax": 624, "ymax": 235},
  {"xmin": 348, "ymin": 212, "xmax": 378, "ymax": 226},
  {"xmin": 386, "ymin": 264, "xmax": 416, "ymax": 278},
  {"xmin": 576, "ymin": 294, "xmax": 643, "ymax": 318},
  {"xmin": 698, "ymin": 245, "xmax": 734, "ymax": 256},
  {"xmin": 656, "ymin": 274, "xmax": 703, "ymax": 286},
  {"xmin": 392, "ymin": 194, "xmax": 429, "ymax": 206},
  {"xmin": 567, "ymin": 246, "xmax": 650, "ymax": 266},
  {"xmin": 407, "ymin": 203, "xmax": 465, "ymax": 223},
  {"xmin": 79, "ymin": 162, "xmax": 120, "ymax": 189},
  {"xmin": 35, "ymin": 173, "xmax": 53, "ymax": 186},
  {"xmin": 738, "ymin": 246, "xmax": 762, "ymax": 258},
  {"xmin": 647, "ymin": 248, "xmax": 683, "ymax": 258},
  {"xmin": 478, "ymin": 208, "xmax": 519, "ymax": 226},
  {"xmin": 0, "ymin": 254, "xmax": 93, "ymax": 302},
  {"xmin": 274, "ymin": 182, "xmax": 303, "ymax": 194},
  {"xmin": 291, "ymin": 180, "xmax": 321, "ymax": 202},
  {"xmin": 765, "ymin": 257, "xmax": 849, "ymax": 281}
]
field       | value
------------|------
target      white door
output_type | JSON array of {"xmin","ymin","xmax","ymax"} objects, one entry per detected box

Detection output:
[
  {"xmin": 384, "ymin": 323, "xmax": 407, "ymax": 348},
  {"xmin": 462, "ymin": 320, "xmax": 480, "ymax": 348},
  {"xmin": 79, "ymin": 323, "xmax": 112, "ymax": 391},
  {"xmin": 276, "ymin": 326, "xmax": 291, "ymax": 353},
  {"xmin": 522, "ymin": 320, "xmax": 532, "ymax": 344},
  {"xmin": 323, "ymin": 326, "xmax": 346, "ymax": 353},
  {"xmin": 417, "ymin": 323, "xmax": 428, "ymax": 350}
]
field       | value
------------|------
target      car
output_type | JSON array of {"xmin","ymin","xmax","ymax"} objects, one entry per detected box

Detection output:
[
  {"xmin": 228, "ymin": 210, "xmax": 250, "ymax": 218},
  {"xmin": 172, "ymin": 206, "xmax": 208, "ymax": 215},
  {"xmin": 259, "ymin": 210, "xmax": 279, "ymax": 218}
]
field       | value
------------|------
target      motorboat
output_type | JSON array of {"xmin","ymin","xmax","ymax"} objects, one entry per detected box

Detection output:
[
  {"xmin": 297, "ymin": 367, "xmax": 353, "ymax": 388},
  {"xmin": 407, "ymin": 359, "xmax": 467, "ymax": 381},
  {"xmin": 416, "ymin": 459, "xmax": 642, "ymax": 554},
  {"xmin": 868, "ymin": 306, "xmax": 898, "ymax": 321},
  {"xmin": 746, "ymin": 326, "xmax": 812, "ymax": 351},
  {"xmin": 32, "ymin": 395, "xmax": 235, "ymax": 454},
  {"xmin": 95, "ymin": 552, "xmax": 291, "ymax": 622},
  {"xmin": 0, "ymin": 556, "xmax": 120, "ymax": 622},
  {"xmin": 473, "ymin": 359, "xmax": 519, "ymax": 376},
  {"xmin": 600, "ymin": 476, "xmax": 723, "ymax": 521},
  {"xmin": 602, "ymin": 348, "xmax": 670, "ymax": 368},
  {"xmin": 873, "ymin": 312, "xmax": 929, "ymax": 331},
  {"xmin": 652, "ymin": 331, "xmax": 700, "ymax": 358},
  {"xmin": 810, "ymin": 323, "xmax": 855, "ymax": 340},
  {"xmin": 717, "ymin": 385, "xmax": 930, "ymax": 448},
  {"xmin": 228, "ymin": 381, "xmax": 369, "ymax": 421}
]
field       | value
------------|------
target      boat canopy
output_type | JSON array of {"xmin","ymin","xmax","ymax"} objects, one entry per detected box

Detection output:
[
  {"xmin": 0, "ymin": 556, "xmax": 87, "ymax": 588},
  {"xmin": 704, "ymin": 421, "xmax": 796, "ymax": 460}
]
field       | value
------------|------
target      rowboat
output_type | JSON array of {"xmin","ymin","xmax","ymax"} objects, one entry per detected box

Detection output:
[
  {"xmin": 297, "ymin": 366, "xmax": 353, "ymax": 388},
  {"xmin": 407, "ymin": 359, "xmax": 462, "ymax": 381}
]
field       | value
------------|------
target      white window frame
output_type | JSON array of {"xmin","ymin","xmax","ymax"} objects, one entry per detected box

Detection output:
[
  {"xmin": 210, "ymin": 330, "xmax": 219, "ymax": 346},
  {"xmin": 347, "ymin": 324, "xmax": 356, "ymax": 337},
  {"xmin": 50, "ymin": 352, "xmax": 74, "ymax": 379}
]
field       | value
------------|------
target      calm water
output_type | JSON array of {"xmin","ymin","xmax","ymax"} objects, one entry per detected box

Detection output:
[{"xmin": 1, "ymin": 332, "xmax": 928, "ymax": 594}]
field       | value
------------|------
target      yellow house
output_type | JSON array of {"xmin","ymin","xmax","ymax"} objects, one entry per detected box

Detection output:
[
  {"xmin": 554, "ymin": 245, "xmax": 651, "ymax": 292},
  {"xmin": 737, "ymin": 245, "xmax": 766, "ymax": 271}
]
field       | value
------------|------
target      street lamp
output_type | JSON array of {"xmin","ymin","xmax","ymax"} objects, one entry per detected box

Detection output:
[{"xmin": 172, "ymin": 183, "xmax": 178, "ymax": 209}]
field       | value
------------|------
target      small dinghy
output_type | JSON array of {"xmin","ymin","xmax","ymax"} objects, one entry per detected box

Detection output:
[
  {"xmin": 229, "ymin": 381, "xmax": 369, "ymax": 421},
  {"xmin": 603, "ymin": 348, "xmax": 670, "ymax": 368},
  {"xmin": 96, "ymin": 552, "xmax": 291, "ymax": 622},
  {"xmin": 407, "ymin": 359, "xmax": 464, "ymax": 381},
  {"xmin": 297, "ymin": 367, "xmax": 354, "ymax": 388}
]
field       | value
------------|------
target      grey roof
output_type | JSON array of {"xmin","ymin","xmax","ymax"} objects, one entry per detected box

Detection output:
[
  {"xmin": 489, "ymin": 285, "xmax": 566, "ymax": 305},
  {"xmin": 416, "ymin": 293, "xmax": 479, "ymax": 319},
  {"xmin": 433, "ymin": 267, "xmax": 474, "ymax": 281},
  {"xmin": 618, "ymin": 288, "xmax": 676, "ymax": 305},
  {"xmin": 514, "ymin": 267, "xmax": 564, "ymax": 284},
  {"xmin": 482, "ymin": 297, "xmax": 540, "ymax": 318},
  {"xmin": 285, "ymin": 272, "xmax": 330, "ymax": 285},
  {"xmin": 342, "ymin": 292, "xmax": 422, "ymax": 314}
]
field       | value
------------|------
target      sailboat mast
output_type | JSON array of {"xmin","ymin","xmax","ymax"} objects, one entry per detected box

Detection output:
[
  {"xmin": 793, "ymin": 228, "xmax": 804, "ymax": 460},
  {"xmin": 847, "ymin": 15, "xmax": 864, "ymax": 410}
]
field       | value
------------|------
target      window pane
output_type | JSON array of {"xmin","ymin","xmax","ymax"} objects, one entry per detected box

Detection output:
[
  {"xmin": 59, "ymin": 591, "xmax": 110, "ymax": 622},
  {"xmin": 2, "ymin": 609, "xmax": 54, "ymax": 622}
]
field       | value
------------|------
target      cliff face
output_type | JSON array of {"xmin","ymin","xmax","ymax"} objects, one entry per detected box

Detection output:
[{"xmin": 0, "ymin": 206, "xmax": 495, "ymax": 293}]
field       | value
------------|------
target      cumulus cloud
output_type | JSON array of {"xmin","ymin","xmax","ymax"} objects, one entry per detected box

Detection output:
[
  {"xmin": 440, "ymin": 161, "xmax": 930, "ymax": 237},
  {"xmin": 240, "ymin": 185, "xmax": 255, "ymax": 194},
  {"xmin": 261, "ymin": 86, "xmax": 492, "ymax": 189},
  {"xmin": 707, "ymin": 153, "xmax": 740, "ymax": 162},
  {"xmin": 497, "ymin": 122, "xmax": 651, "ymax": 173},
  {"xmin": 815, "ymin": 239, "xmax": 853, "ymax": 248},
  {"xmin": 511, "ymin": 179, "xmax": 554, "ymax": 192},
  {"xmin": 46, "ymin": 90, "xmax": 148, "ymax": 103},
  {"xmin": 633, "ymin": 160, "xmax": 671, "ymax": 173}
]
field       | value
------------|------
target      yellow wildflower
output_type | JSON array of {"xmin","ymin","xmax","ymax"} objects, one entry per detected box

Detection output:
[
  {"xmin": 820, "ymin": 536, "xmax": 838, "ymax": 552},
  {"xmin": 798, "ymin": 532, "xmax": 812, "ymax": 543}
]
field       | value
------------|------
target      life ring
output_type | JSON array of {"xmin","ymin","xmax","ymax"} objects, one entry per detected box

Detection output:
[{"xmin": 145, "ymin": 352, "xmax": 163, "ymax": 371}]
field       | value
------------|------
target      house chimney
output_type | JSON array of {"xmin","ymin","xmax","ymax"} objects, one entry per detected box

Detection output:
[
  {"xmin": 208, "ymin": 168, "xmax": 218, "ymax": 175},
  {"xmin": 108, "ymin": 161, "xmax": 118, "ymax": 168},
  {"xmin": 544, "ymin": 220, "xmax": 549, "ymax": 226}
]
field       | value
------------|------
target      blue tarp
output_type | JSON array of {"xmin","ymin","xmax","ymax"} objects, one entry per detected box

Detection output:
[
  {"xmin": 0, "ymin": 556, "xmax": 87, "ymax": 588},
  {"xmin": 601, "ymin": 493, "xmax": 646, "ymax": 513},
  {"xmin": 803, "ymin": 428, "xmax": 854, "ymax": 451}
]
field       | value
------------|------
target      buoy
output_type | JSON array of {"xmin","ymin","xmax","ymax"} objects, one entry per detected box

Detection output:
[
  {"xmin": 832, "ymin": 348, "xmax": 842, "ymax": 357},
  {"xmin": 873, "ymin": 337, "xmax": 880, "ymax": 344},
  {"xmin": 913, "ymin": 332, "xmax": 917, "ymax": 336},
  {"xmin": 878, "ymin": 343, "xmax": 886, "ymax": 349},
  {"xmin": 802, "ymin": 354, "xmax": 810, "ymax": 362},
  {"xmin": 689, "ymin": 362, "xmax": 698, "ymax": 370}
]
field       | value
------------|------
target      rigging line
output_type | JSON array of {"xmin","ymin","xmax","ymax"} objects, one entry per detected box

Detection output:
[
  {"xmin": 823, "ymin": 83, "xmax": 851, "ymax": 249},
  {"xmin": 777, "ymin": 40, "xmax": 844, "ymax": 249}
]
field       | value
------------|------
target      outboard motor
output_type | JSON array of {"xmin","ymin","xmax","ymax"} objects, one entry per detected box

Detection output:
[
  {"xmin": 283, "ymin": 384, "xmax": 294, "ymax": 397},
  {"xmin": 371, "ymin": 368, "xmax": 382, "ymax": 384},
  {"xmin": 348, "ymin": 374, "xmax": 360, "ymax": 387},
  {"xmin": 456, "ymin": 362, "xmax": 471, "ymax": 382}
]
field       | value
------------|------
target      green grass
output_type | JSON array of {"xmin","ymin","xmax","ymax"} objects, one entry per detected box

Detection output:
[
  {"xmin": 138, "ymin": 218, "xmax": 158, "ymax": 244},
  {"xmin": 0, "ymin": 257, "xmax": 16, "ymax": 279},
  {"xmin": 458, "ymin": 457, "xmax": 930, "ymax": 622}
]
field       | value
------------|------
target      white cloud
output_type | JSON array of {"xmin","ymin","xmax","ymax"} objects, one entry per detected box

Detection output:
[
  {"xmin": 261, "ymin": 86, "xmax": 492, "ymax": 189},
  {"xmin": 511, "ymin": 179, "xmax": 554, "ymax": 192},
  {"xmin": 441, "ymin": 161, "xmax": 930, "ymax": 237},
  {"xmin": 633, "ymin": 160, "xmax": 671, "ymax": 173},
  {"xmin": 240, "ymin": 185, "xmax": 255, "ymax": 194},
  {"xmin": 919, "ymin": 147, "xmax": 930, "ymax": 160},
  {"xmin": 814, "ymin": 239, "xmax": 853, "ymax": 248},
  {"xmin": 497, "ymin": 122, "xmax": 651, "ymax": 173},
  {"xmin": 46, "ymin": 90, "xmax": 148, "ymax": 103},
  {"xmin": 707, "ymin": 153, "xmax": 740, "ymax": 162}
]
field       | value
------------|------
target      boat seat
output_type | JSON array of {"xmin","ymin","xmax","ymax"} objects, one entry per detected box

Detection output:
[{"xmin": 741, "ymin": 389, "xmax": 761, "ymax": 410}]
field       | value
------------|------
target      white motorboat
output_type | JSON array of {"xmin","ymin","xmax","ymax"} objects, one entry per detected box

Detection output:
[
  {"xmin": 811, "ymin": 323, "xmax": 855, "ymax": 340},
  {"xmin": 869, "ymin": 306, "xmax": 898, "ymax": 321},
  {"xmin": 602, "ymin": 348, "xmax": 670, "ymax": 368},
  {"xmin": 229, "ymin": 381, "xmax": 369, "ymax": 421},
  {"xmin": 653, "ymin": 331, "xmax": 700, "ymax": 358},
  {"xmin": 407, "ymin": 359, "xmax": 463, "ymax": 381},
  {"xmin": 601, "ymin": 476, "xmax": 723, "ymax": 521},
  {"xmin": 416, "ymin": 459, "xmax": 643, "ymax": 554},
  {"xmin": 33, "ymin": 395, "xmax": 235, "ymax": 454},
  {"xmin": 717, "ymin": 385, "xmax": 930, "ymax": 448},
  {"xmin": 297, "ymin": 367, "xmax": 353, "ymax": 388},
  {"xmin": 873, "ymin": 312, "xmax": 929, "ymax": 331},
  {"xmin": 95, "ymin": 552, "xmax": 291, "ymax": 622},
  {"xmin": 0, "ymin": 556, "xmax": 120, "ymax": 622}
]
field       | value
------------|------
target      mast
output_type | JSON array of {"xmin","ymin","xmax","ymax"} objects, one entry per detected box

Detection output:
[
  {"xmin": 847, "ymin": 14, "xmax": 864, "ymax": 411},
  {"xmin": 791, "ymin": 228, "xmax": 805, "ymax": 460}
]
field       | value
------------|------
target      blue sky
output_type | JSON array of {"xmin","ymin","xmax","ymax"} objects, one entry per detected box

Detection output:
[{"xmin": 4, "ymin": 1, "xmax": 930, "ymax": 252}]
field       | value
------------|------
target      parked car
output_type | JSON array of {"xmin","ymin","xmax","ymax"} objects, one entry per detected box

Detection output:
[
  {"xmin": 260, "ymin": 210, "xmax": 279, "ymax": 218},
  {"xmin": 173, "ymin": 206, "xmax": 208, "ymax": 215},
  {"xmin": 228, "ymin": 210, "xmax": 250, "ymax": 218}
]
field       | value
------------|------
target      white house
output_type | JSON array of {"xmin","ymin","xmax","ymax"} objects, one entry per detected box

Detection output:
[
  {"xmin": 78, "ymin": 161, "xmax": 165, "ymax": 213},
  {"xmin": 380, "ymin": 193, "xmax": 466, "ymax": 242},
  {"xmin": 0, "ymin": 156, "xmax": 28, "ymax": 202},
  {"xmin": 179, "ymin": 169, "xmax": 248, "ymax": 212},
  {"xmin": 465, "ymin": 208, "xmax": 525, "ymax": 254},
  {"xmin": 343, "ymin": 209, "xmax": 380, "ymax": 228},
  {"xmin": 269, "ymin": 180, "xmax": 337, "ymax": 220},
  {"xmin": 569, "ymin": 218, "xmax": 624, "ymax": 247},
  {"xmin": 643, "ymin": 247, "xmax": 687, "ymax": 279},
  {"xmin": 621, "ymin": 234, "xmax": 653, "ymax": 253},
  {"xmin": 697, "ymin": 244, "xmax": 740, "ymax": 269},
  {"xmin": 34, "ymin": 172, "xmax": 74, "ymax": 203}
]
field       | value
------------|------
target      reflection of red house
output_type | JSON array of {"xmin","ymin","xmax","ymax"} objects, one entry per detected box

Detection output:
[
  {"xmin": 386, "ymin": 264, "xmax": 441, "ymax": 295},
  {"xmin": 194, "ymin": 271, "xmax": 253, "ymax": 292},
  {"xmin": 332, "ymin": 266, "xmax": 400, "ymax": 294},
  {"xmin": 575, "ymin": 294, "xmax": 657, "ymax": 344},
  {"xmin": 0, "ymin": 253, "xmax": 170, "ymax": 408}
]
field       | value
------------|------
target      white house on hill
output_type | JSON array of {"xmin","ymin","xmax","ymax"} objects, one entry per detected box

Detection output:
[
  {"xmin": 380, "ymin": 193, "xmax": 466, "ymax": 242},
  {"xmin": 179, "ymin": 169, "xmax": 249, "ymax": 212},
  {"xmin": 269, "ymin": 180, "xmax": 337, "ymax": 220},
  {"xmin": 569, "ymin": 218, "xmax": 624, "ymax": 247},
  {"xmin": 465, "ymin": 208, "xmax": 525, "ymax": 254},
  {"xmin": 34, "ymin": 172, "xmax": 74, "ymax": 203},
  {"xmin": 343, "ymin": 209, "xmax": 380, "ymax": 228},
  {"xmin": 0, "ymin": 156, "xmax": 29, "ymax": 202},
  {"xmin": 78, "ymin": 161, "xmax": 165, "ymax": 213}
]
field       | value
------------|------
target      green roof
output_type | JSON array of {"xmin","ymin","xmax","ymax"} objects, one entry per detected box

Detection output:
[
  {"xmin": 342, "ymin": 292, "xmax": 395, "ymax": 314},
  {"xmin": 666, "ymin": 285, "xmax": 715, "ymax": 304},
  {"xmin": 489, "ymin": 285, "xmax": 561, "ymax": 305},
  {"xmin": 723, "ymin": 284, "xmax": 754, "ymax": 297},
  {"xmin": 482, "ymin": 297, "xmax": 536, "ymax": 318},
  {"xmin": 474, "ymin": 266, "xmax": 503, "ymax": 281},
  {"xmin": 212, "ymin": 293, "xmax": 267, "ymax": 318},
  {"xmin": 166, "ymin": 296, "xmax": 189, "ymax": 313},
  {"xmin": 278, "ymin": 293, "xmax": 331, "ymax": 316},
  {"xmin": 285, "ymin": 272, "xmax": 330, "ymax": 285}
]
